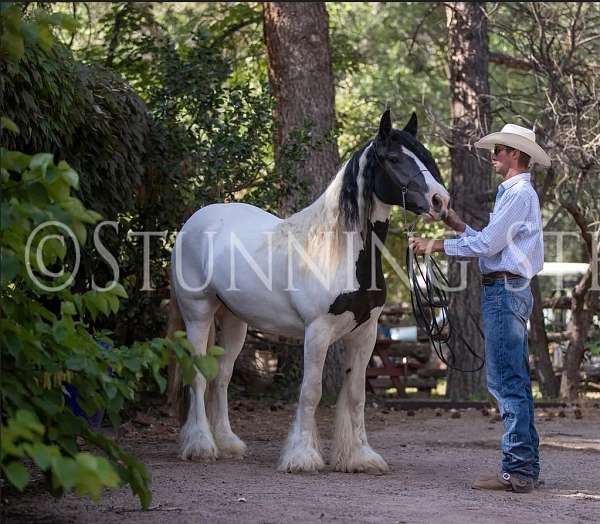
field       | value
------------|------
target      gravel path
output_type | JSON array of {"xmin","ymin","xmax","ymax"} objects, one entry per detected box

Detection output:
[{"xmin": 4, "ymin": 401, "xmax": 600, "ymax": 523}]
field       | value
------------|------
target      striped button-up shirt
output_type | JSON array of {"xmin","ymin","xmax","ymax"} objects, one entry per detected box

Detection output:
[{"xmin": 443, "ymin": 173, "xmax": 544, "ymax": 279}]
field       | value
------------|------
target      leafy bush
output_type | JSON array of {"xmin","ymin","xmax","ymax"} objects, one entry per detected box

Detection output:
[
  {"xmin": 0, "ymin": 40, "xmax": 152, "ymax": 219},
  {"xmin": 1, "ymin": 3, "xmax": 296, "ymax": 345},
  {"xmin": 0, "ymin": 144, "xmax": 222, "ymax": 506}
]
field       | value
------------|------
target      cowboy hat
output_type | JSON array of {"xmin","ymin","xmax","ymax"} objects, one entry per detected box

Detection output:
[{"xmin": 475, "ymin": 124, "xmax": 551, "ymax": 167}]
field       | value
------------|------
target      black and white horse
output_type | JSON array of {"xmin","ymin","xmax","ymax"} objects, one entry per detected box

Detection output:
[{"xmin": 169, "ymin": 110, "xmax": 449, "ymax": 472}]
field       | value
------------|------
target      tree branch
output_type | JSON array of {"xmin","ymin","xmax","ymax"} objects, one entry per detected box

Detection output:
[
  {"xmin": 106, "ymin": 5, "xmax": 126, "ymax": 68},
  {"xmin": 489, "ymin": 51, "xmax": 536, "ymax": 72}
]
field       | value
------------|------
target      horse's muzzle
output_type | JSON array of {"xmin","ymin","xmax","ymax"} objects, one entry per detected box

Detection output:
[{"xmin": 431, "ymin": 193, "xmax": 449, "ymax": 220}]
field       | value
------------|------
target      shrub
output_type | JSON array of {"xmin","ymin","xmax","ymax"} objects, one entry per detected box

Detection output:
[{"xmin": 0, "ymin": 144, "xmax": 221, "ymax": 506}]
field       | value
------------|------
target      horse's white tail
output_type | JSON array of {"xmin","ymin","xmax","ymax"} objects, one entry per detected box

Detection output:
[{"xmin": 166, "ymin": 281, "xmax": 185, "ymax": 420}]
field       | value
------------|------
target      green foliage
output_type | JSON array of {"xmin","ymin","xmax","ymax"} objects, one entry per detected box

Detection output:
[
  {"xmin": 329, "ymin": 3, "xmax": 449, "ymax": 157},
  {"xmin": 587, "ymin": 332, "xmax": 600, "ymax": 358},
  {"xmin": 1, "ymin": 2, "xmax": 293, "ymax": 344},
  {"xmin": 0, "ymin": 150, "xmax": 220, "ymax": 506},
  {"xmin": 146, "ymin": 29, "xmax": 277, "ymax": 211},
  {"xmin": 0, "ymin": 2, "xmax": 75, "ymax": 62},
  {"xmin": 0, "ymin": 41, "xmax": 150, "ymax": 218}
]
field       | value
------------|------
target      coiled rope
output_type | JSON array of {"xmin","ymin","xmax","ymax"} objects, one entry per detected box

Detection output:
[{"xmin": 401, "ymin": 189, "xmax": 485, "ymax": 372}]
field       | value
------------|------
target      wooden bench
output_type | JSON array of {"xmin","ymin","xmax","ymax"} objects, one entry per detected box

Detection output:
[{"xmin": 366, "ymin": 338, "xmax": 438, "ymax": 397}]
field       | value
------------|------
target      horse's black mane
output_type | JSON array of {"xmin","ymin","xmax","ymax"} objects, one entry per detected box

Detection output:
[
  {"xmin": 339, "ymin": 140, "xmax": 374, "ymax": 232},
  {"xmin": 339, "ymin": 130, "xmax": 441, "ymax": 232}
]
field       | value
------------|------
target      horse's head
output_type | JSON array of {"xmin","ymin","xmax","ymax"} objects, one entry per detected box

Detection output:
[{"xmin": 372, "ymin": 110, "xmax": 449, "ymax": 221}]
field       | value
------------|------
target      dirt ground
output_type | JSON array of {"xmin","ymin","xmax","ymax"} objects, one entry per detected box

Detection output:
[{"xmin": 3, "ymin": 399, "xmax": 600, "ymax": 524}]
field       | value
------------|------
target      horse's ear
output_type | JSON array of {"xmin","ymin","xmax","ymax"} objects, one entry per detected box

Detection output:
[
  {"xmin": 378, "ymin": 109, "xmax": 392, "ymax": 142},
  {"xmin": 403, "ymin": 112, "xmax": 418, "ymax": 137}
]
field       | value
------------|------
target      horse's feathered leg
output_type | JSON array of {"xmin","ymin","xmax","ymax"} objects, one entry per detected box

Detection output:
[
  {"xmin": 206, "ymin": 308, "xmax": 248, "ymax": 459},
  {"xmin": 333, "ymin": 315, "xmax": 389, "ymax": 473},
  {"xmin": 278, "ymin": 319, "xmax": 331, "ymax": 473},
  {"xmin": 179, "ymin": 296, "xmax": 220, "ymax": 461}
]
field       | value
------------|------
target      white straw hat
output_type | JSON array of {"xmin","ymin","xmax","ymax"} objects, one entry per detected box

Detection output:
[{"xmin": 475, "ymin": 124, "xmax": 551, "ymax": 167}]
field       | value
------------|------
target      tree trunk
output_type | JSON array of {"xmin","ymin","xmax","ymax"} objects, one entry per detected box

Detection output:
[
  {"xmin": 445, "ymin": 2, "xmax": 492, "ymax": 400},
  {"xmin": 560, "ymin": 299, "xmax": 592, "ymax": 401},
  {"xmin": 560, "ymin": 266, "xmax": 597, "ymax": 400},
  {"xmin": 527, "ymin": 167, "xmax": 559, "ymax": 399},
  {"xmin": 529, "ymin": 276, "xmax": 560, "ymax": 398},
  {"xmin": 263, "ymin": 2, "xmax": 344, "ymax": 397},
  {"xmin": 263, "ymin": 2, "xmax": 340, "ymax": 214}
]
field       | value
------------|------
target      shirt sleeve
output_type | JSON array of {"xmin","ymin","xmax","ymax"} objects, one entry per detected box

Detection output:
[
  {"xmin": 443, "ymin": 191, "xmax": 531, "ymax": 258},
  {"xmin": 461, "ymin": 225, "xmax": 478, "ymax": 237}
]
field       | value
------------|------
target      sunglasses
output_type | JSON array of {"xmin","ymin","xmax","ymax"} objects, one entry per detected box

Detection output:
[{"xmin": 493, "ymin": 145, "xmax": 513, "ymax": 156}]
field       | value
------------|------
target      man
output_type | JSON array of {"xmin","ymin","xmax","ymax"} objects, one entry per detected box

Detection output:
[{"xmin": 409, "ymin": 124, "xmax": 551, "ymax": 493}]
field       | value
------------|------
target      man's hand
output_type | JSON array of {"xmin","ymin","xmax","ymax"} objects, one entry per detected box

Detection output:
[
  {"xmin": 408, "ymin": 237, "xmax": 445, "ymax": 256},
  {"xmin": 443, "ymin": 208, "xmax": 466, "ymax": 233}
]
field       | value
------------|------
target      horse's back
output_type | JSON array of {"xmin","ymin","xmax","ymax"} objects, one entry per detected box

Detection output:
[{"xmin": 184, "ymin": 203, "xmax": 281, "ymax": 234}]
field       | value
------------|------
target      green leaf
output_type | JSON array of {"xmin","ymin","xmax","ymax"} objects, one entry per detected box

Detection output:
[
  {"xmin": 105, "ymin": 293, "xmax": 120, "ymax": 315},
  {"xmin": 56, "ymin": 412, "xmax": 85, "ymax": 435},
  {"xmin": 86, "ymin": 210, "xmax": 103, "ymax": 223},
  {"xmin": 24, "ymin": 443, "xmax": 57, "ymax": 471},
  {"xmin": 0, "ymin": 29, "xmax": 25, "ymax": 62},
  {"xmin": 71, "ymin": 221, "xmax": 87, "ymax": 246},
  {"xmin": 61, "ymin": 301, "xmax": 76, "ymax": 316},
  {"xmin": 28, "ymin": 181, "xmax": 49, "ymax": 206},
  {"xmin": 65, "ymin": 355, "xmax": 87, "ymax": 371},
  {"xmin": 1, "ymin": 249, "xmax": 19, "ymax": 285},
  {"xmin": 103, "ymin": 381, "xmax": 117, "ymax": 400},
  {"xmin": 31, "ymin": 394, "xmax": 61, "ymax": 416},
  {"xmin": 195, "ymin": 355, "xmax": 219, "ymax": 381},
  {"xmin": 0, "ymin": 149, "xmax": 30, "ymax": 171},
  {"xmin": 60, "ymin": 167, "xmax": 79, "ymax": 189},
  {"xmin": 51, "ymin": 456, "xmax": 78, "ymax": 490},
  {"xmin": 93, "ymin": 292, "xmax": 110, "ymax": 316},
  {"xmin": 180, "ymin": 358, "xmax": 195, "ymax": 385},
  {"xmin": 109, "ymin": 282, "xmax": 128, "ymax": 299},
  {"xmin": 49, "ymin": 13, "xmax": 78, "ymax": 33},
  {"xmin": 152, "ymin": 364, "xmax": 167, "ymax": 393},
  {"xmin": 15, "ymin": 410, "xmax": 44, "ymax": 434},
  {"xmin": 3, "ymin": 462, "xmax": 30, "ymax": 491},
  {"xmin": 47, "ymin": 179, "xmax": 70, "ymax": 202},
  {"xmin": 36, "ymin": 25, "xmax": 53, "ymax": 51},
  {"xmin": 124, "ymin": 356, "xmax": 141, "ymax": 373},
  {"xmin": 43, "ymin": 236, "xmax": 66, "ymax": 263},
  {"xmin": 207, "ymin": 345, "xmax": 225, "ymax": 357},
  {"xmin": 52, "ymin": 321, "xmax": 69, "ymax": 343},
  {"xmin": 0, "ymin": 116, "xmax": 19, "ymax": 134},
  {"xmin": 29, "ymin": 153, "xmax": 54, "ymax": 175},
  {"xmin": 91, "ymin": 456, "xmax": 120, "ymax": 487}
]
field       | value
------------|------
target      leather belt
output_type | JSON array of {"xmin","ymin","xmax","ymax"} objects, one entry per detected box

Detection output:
[{"xmin": 481, "ymin": 271, "xmax": 523, "ymax": 286}]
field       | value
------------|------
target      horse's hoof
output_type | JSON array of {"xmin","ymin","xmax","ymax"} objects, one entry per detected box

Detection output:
[
  {"xmin": 333, "ymin": 446, "xmax": 389, "ymax": 474},
  {"xmin": 278, "ymin": 447, "xmax": 325, "ymax": 473},
  {"xmin": 181, "ymin": 444, "xmax": 219, "ymax": 461},
  {"xmin": 216, "ymin": 434, "xmax": 247, "ymax": 459},
  {"xmin": 180, "ymin": 433, "xmax": 219, "ymax": 461}
]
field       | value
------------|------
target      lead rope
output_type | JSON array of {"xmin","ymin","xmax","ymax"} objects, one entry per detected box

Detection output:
[{"xmin": 401, "ymin": 189, "xmax": 485, "ymax": 372}]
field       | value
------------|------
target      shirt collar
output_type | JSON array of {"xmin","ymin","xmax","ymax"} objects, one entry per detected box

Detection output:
[{"xmin": 500, "ymin": 172, "xmax": 530, "ymax": 192}]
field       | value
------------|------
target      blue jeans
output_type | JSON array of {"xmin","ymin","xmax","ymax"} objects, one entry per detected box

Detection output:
[{"xmin": 481, "ymin": 278, "xmax": 539, "ymax": 479}]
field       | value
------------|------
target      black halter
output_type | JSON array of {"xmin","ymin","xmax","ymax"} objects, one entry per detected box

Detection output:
[{"xmin": 370, "ymin": 140, "xmax": 428, "ymax": 208}]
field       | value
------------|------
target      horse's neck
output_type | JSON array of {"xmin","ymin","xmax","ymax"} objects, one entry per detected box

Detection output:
[
  {"xmin": 280, "ymin": 156, "xmax": 392, "ymax": 265},
  {"xmin": 369, "ymin": 197, "xmax": 392, "ymax": 228}
]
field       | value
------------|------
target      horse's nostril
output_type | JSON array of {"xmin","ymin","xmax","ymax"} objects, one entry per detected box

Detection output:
[{"xmin": 432, "ymin": 193, "xmax": 443, "ymax": 211}]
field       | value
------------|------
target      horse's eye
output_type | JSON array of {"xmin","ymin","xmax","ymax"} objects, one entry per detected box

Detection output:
[{"xmin": 388, "ymin": 156, "xmax": 400, "ymax": 164}]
